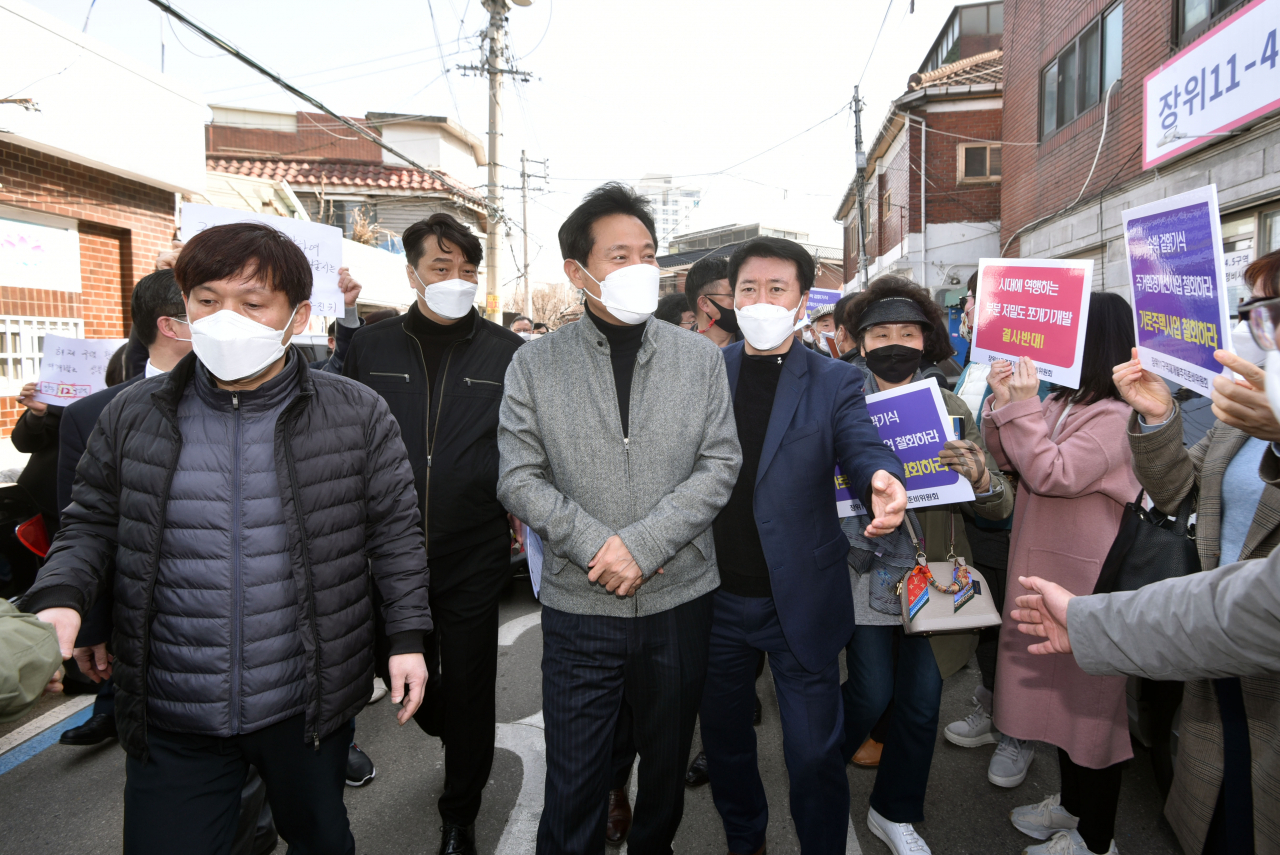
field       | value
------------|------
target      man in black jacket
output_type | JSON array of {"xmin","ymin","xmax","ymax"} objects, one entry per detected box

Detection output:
[
  {"xmin": 24, "ymin": 222, "xmax": 430, "ymax": 855},
  {"xmin": 343, "ymin": 213, "xmax": 522, "ymax": 855}
]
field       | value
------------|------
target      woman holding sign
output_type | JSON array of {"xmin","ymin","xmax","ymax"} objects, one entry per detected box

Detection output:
[
  {"xmin": 983, "ymin": 292, "xmax": 1139, "ymax": 855},
  {"xmin": 1110, "ymin": 250, "xmax": 1280, "ymax": 855},
  {"xmin": 839, "ymin": 277, "xmax": 1014, "ymax": 855}
]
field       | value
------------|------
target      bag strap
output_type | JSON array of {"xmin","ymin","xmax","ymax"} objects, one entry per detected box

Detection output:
[
  {"xmin": 901, "ymin": 514, "xmax": 928, "ymax": 567},
  {"xmin": 1171, "ymin": 488, "xmax": 1198, "ymax": 535}
]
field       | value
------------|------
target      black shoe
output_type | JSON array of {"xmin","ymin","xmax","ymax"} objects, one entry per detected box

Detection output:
[
  {"xmin": 59, "ymin": 713, "xmax": 116, "ymax": 746},
  {"xmin": 438, "ymin": 824, "xmax": 477, "ymax": 855},
  {"xmin": 345, "ymin": 743, "xmax": 376, "ymax": 787},
  {"xmin": 754, "ymin": 694, "xmax": 763, "ymax": 726},
  {"xmin": 685, "ymin": 750, "xmax": 709, "ymax": 787}
]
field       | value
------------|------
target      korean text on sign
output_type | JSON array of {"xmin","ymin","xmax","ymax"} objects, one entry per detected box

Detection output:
[
  {"xmin": 1144, "ymin": 0, "xmax": 1280, "ymax": 168},
  {"xmin": 32, "ymin": 333, "xmax": 129, "ymax": 406},
  {"xmin": 836, "ymin": 378, "xmax": 974, "ymax": 517},
  {"xmin": 1123, "ymin": 184, "xmax": 1231, "ymax": 397},
  {"xmin": 969, "ymin": 258, "xmax": 1093, "ymax": 389}
]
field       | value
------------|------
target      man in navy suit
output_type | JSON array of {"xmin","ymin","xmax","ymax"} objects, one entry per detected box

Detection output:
[{"xmin": 700, "ymin": 238, "xmax": 906, "ymax": 855}]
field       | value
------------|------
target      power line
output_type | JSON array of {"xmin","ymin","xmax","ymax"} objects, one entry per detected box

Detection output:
[
  {"xmin": 517, "ymin": 0, "xmax": 553, "ymax": 60},
  {"xmin": 427, "ymin": 0, "xmax": 463, "ymax": 118},
  {"xmin": 858, "ymin": 0, "xmax": 896, "ymax": 86},
  {"xmin": 144, "ymin": 0, "xmax": 495, "ymax": 218}
]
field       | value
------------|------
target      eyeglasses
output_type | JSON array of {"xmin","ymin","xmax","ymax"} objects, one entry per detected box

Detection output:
[{"xmin": 1242, "ymin": 296, "xmax": 1280, "ymax": 351}]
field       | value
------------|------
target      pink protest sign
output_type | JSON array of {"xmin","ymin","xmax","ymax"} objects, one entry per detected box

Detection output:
[{"xmin": 969, "ymin": 258, "xmax": 1093, "ymax": 389}]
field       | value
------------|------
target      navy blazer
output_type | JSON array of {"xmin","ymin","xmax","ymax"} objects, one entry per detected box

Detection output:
[{"xmin": 722, "ymin": 340, "xmax": 904, "ymax": 672}]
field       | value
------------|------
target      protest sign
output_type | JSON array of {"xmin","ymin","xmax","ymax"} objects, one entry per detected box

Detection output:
[
  {"xmin": 1224, "ymin": 247, "xmax": 1254, "ymax": 316},
  {"xmin": 1123, "ymin": 185, "xmax": 1232, "ymax": 397},
  {"xmin": 33, "ymin": 334, "xmax": 128, "ymax": 406},
  {"xmin": 837, "ymin": 377, "xmax": 974, "ymax": 517},
  {"xmin": 970, "ymin": 258, "xmax": 1092, "ymax": 388},
  {"xmin": 179, "ymin": 203, "xmax": 345, "ymax": 317},
  {"xmin": 806, "ymin": 288, "xmax": 842, "ymax": 316}
]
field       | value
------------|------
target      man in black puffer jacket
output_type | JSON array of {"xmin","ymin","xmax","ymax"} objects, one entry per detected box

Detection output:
[
  {"xmin": 23, "ymin": 222, "xmax": 431, "ymax": 855},
  {"xmin": 342, "ymin": 213, "xmax": 522, "ymax": 855}
]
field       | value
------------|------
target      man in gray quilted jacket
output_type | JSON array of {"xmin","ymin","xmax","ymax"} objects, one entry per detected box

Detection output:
[
  {"xmin": 25, "ymin": 223, "xmax": 431, "ymax": 855},
  {"xmin": 497, "ymin": 183, "xmax": 742, "ymax": 855}
]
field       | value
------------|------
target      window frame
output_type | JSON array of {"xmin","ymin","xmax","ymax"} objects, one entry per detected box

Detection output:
[
  {"xmin": 1179, "ymin": 0, "xmax": 1247, "ymax": 45},
  {"xmin": 1040, "ymin": 1, "xmax": 1124, "ymax": 140},
  {"xmin": 0, "ymin": 315, "xmax": 84, "ymax": 397},
  {"xmin": 957, "ymin": 143, "xmax": 1003, "ymax": 183},
  {"xmin": 881, "ymin": 191, "xmax": 893, "ymax": 220}
]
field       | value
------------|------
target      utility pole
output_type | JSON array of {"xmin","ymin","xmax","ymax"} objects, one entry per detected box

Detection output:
[
  {"xmin": 459, "ymin": 1, "xmax": 533, "ymax": 322},
  {"xmin": 853, "ymin": 85, "xmax": 869, "ymax": 290},
  {"xmin": 516, "ymin": 149, "xmax": 548, "ymax": 319}
]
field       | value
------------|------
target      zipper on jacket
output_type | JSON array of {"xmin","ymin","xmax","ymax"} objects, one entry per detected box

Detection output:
[
  {"xmin": 281, "ymin": 405, "xmax": 325, "ymax": 751},
  {"xmin": 622, "ymin": 434, "xmax": 640, "ymax": 616},
  {"xmin": 403, "ymin": 329, "xmax": 460, "ymax": 555},
  {"xmin": 370, "ymin": 372, "xmax": 410, "ymax": 382},
  {"xmin": 462, "ymin": 377, "xmax": 501, "ymax": 387},
  {"xmin": 139, "ymin": 402, "xmax": 184, "ymax": 762},
  {"xmin": 230, "ymin": 390, "xmax": 243, "ymax": 735}
]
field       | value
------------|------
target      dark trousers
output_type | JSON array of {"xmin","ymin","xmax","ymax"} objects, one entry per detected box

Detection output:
[
  {"xmin": 537, "ymin": 593, "xmax": 713, "ymax": 855},
  {"xmin": 1058, "ymin": 749, "xmax": 1123, "ymax": 854},
  {"xmin": 93, "ymin": 676, "xmax": 116, "ymax": 717},
  {"xmin": 413, "ymin": 537, "xmax": 510, "ymax": 826},
  {"xmin": 612, "ymin": 698, "xmax": 636, "ymax": 791},
  {"xmin": 700, "ymin": 592, "xmax": 848, "ymax": 855},
  {"xmin": 842, "ymin": 624, "xmax": 943, "ymax": 824},
  {"xmin": 123, "ymin": 714, "xmax": 353, "ymax": 855}
]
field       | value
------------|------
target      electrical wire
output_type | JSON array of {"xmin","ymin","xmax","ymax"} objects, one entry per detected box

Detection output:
[
  {"xmin": 146, "ymin": 0, "xmax": 494, "ymax": 217},
  {"xmin": 427, "ymin": 0, "xmax": 463, "ymax": 119},
  {"xmin": 165, "ymin": 14, "xmax": 222, "ymax": 58},
  {"xmin": 517, "ymin": 0, "xmax": 553, "ymax": 61},
  {"xmin": 858, "ymin": 0, "xmax": 896, "ymax": 86}
]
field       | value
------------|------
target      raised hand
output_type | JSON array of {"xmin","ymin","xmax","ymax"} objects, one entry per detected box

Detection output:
[
  {"xmin": 865, "ymin": 470, "xmax": 907, "ymax": 538},
  {"xmin": 1008, "ymin": 356, "xmax": 1040, "ymax": 403},
  {"xmin": 1211, "ymin": 350, "xmax": 1280, "ymax": 442},
  {"xmin": 988, "ymin": 360, "xmax": 1014, "ymax": 410},
  {"xmin": 1113, "ymin": 347, "xmax": 1174, "ymax": 423},
  {"xmin": 1011, "ymin": 575, "xmax": 1076, "ymax": 655},
  {"xmin": 939, "ymin": 439, "xmax": 992, "ymax": 492}
]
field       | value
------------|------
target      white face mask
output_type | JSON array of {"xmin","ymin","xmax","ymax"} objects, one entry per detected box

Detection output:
[
  {"xmin": 187, "ymin": 306, "xmax": 298, "ymax": 383},
  {"xmin": 517, "ymin": 331, "xmax": 532, "ymax": 341},
  {"xmin": 411, "ymin": 268, "xmax": 478, "ymax": 320},
  {"xmin": 802, "ymin": 328, "xmax": 815, "ymax": 344},
  {"xmin": 575, "ymin": 261, "xmax": 659, "ymax": 325},
  {"xmin": 1232, "ymin": 319, "xmax": 1266, "ymax": 367},
  {"xmin": 817, "ymin": 331, "xmax": 836, "ymax": 354},
  {"xmin": 736, "ymin": 297, "xmax": 804, "ymax": 351}
]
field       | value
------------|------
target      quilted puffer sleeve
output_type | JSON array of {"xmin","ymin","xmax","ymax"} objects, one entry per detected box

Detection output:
[
  {"xmin": 362, "ymin": 393, "xmax": 432, "ymax": 646},
  {"xmin": 21, "ymin": 401, "xmax": 123, "ymax": 617}
]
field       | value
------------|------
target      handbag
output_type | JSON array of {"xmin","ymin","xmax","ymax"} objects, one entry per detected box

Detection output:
[
  {"xmin": 897, "ymin": 513, "xmax": 1002, "ymax": 635},
  {"xmin": 1092, "ymin": 488, "xmax": 1198, "ymax": 594}
]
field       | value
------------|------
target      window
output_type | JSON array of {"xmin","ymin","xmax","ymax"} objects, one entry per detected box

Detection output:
[
  {"xmin": 882, "ymin": 192, "xmax": 893, "ymax": 219},
  {"xmin": 921, "ymin": 2, "xmax": 1003, "ymax": 72},
  {"xmin": 958, "ymin": 144, "xmax": 1003, "ymax": 182},
  {"xmin": 0, "ymin": 316, "xmax": 83, "ymax": 396},
  {"xmin": 1181, "ymin": 0, "xmax": 1245, "ymax": 42},
  {"xmin": 1041, "ymin": 2, "xmax": 1123, "ymax": 138}
]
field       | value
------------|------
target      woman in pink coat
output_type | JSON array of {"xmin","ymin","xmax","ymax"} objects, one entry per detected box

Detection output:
[{"xmin": 981, "ymin": 292, "xmax": 1140, "ymax": 855}]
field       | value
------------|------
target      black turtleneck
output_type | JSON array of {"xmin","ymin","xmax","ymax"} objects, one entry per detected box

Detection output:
[
  {"xmin": 586, "ymin": 303, "xmax": 646, "ymax": 437},
  {"xmin": 714, "ymin": 351, "xmax": 785, "ymax": 598},
  {"xmin": 405, "ymin": 300, "xmax": 474, "ymax": 399}
]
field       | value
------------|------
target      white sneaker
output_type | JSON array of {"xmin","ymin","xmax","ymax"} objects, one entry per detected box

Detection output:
[
  {"xmin": 369, "ymin": 677, "xmax": 388, "ymax": 704},
  {"xmin": 988, "ymin": 733, "xmax": 1035, "ymax": 787},
  {"xmin": 945, "ymin": 700, "xmax": 1000, "ymax": 747},
  {"xmin": 867, "ymin": 806, "xmax": 931, "ymax": 854},
  {"xmin": 1011, "ymin": 793, "xmax": 1080, "ymax": 840},
  {"xmin": 1023, "ymin": 829, "xmax": 1118, "ymax": 855}
]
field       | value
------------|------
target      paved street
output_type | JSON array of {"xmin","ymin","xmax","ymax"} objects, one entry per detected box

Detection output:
[{"xmin": 0, "ymin": 578, "xmax": 1182, "ymax": 855}]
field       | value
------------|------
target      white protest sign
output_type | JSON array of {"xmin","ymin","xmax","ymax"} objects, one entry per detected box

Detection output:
[
  {"xmin": 33, "ymin": 334, "xmax": 128, "ymax": 406},
  {"xmin": 1224, "ymin": 247, "xmax": 1254, "ymax": 315},
  {"xmin": 837, "ymin": 377, "xmax": 975, "ymax": 516},
  {"xmin": 969, "ymin": 258, "xmax": 1093, "ymax": 389},
  {"xmin": 179, "ymin": 204, "xmax": 344, "ymax": 317}
]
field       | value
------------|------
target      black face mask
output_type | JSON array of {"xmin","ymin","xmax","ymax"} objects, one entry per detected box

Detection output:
[
  {"xmin": 707, "ymin": 298, "xmax": 740, "ymax": 335},
  {"xmin": 865, "ymin": 344, "xmax": 923, "ymax": 384}
]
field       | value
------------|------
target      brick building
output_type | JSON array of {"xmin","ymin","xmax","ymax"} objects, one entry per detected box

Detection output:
[
  {"xmin": 836, "ymin": 2, "xmax": 1005, "ymax": 296},
  {"xmin": 0, "ymin": 1, "xmax": 206, "ymax": 439},
  {"xmin": 1000, "ymin": 0, "xmax": 1280, "ymax": 304},
  {"xmin": 205, "ymin": 107, "xmax": 489, "ymax": 242}
]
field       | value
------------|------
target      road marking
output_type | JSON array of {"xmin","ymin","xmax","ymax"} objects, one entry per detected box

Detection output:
[
  {"xmin": 498, "ymin": 610, "xmax": 542, "ymax": 647},
  {"xmin": 493, "ymin": 710, "xmax": 545, "ymax": 855},
  {"xmin": 847, "ymin": 815, "xmax": 863, "ymax": 854},
  {"xmin": 0, "ymin": 695, "xmax": 96, "ymax": 775},
  {"xmin": 0, "ymin": 694, "xmax": 95, "ymax": 756}
]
